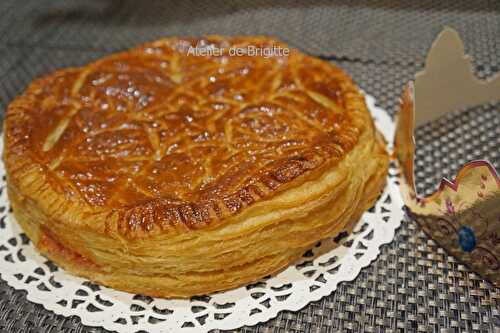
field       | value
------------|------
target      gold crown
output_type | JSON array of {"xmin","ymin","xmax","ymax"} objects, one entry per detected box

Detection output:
[{"xmin": 394, "ymin": 28, "xmax": 500, "ymax": 284}]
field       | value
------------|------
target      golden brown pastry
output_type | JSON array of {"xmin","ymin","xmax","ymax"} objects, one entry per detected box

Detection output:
[{"xmin": 3, "ymin": 36, "xmax": 388, "ymax": 298}]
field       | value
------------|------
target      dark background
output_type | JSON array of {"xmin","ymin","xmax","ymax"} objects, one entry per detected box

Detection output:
[{"xmin": 0, "ymin": 1, "xmax": 499, "ymax": 332}]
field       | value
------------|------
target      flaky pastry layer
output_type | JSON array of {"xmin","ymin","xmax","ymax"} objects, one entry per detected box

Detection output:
[{"xmin": 4, "ymin": 36, "xmax": 389, "ymax": 297}]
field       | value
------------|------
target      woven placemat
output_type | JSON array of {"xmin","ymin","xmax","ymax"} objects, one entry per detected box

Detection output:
[
  {"xmin": 0, "ymin": 1, "xmax": 499, "ymax": 332},
  {"xmin": 2, "ymin": 0, "xmax": 500, "ymax": 68}
]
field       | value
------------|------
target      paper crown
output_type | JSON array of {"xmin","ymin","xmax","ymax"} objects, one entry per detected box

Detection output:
[{"xmin": 394, "ymin": 27, "xmax": 500, "ymax": 286}]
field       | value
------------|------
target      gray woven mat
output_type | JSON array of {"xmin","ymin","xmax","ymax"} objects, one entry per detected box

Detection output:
[
  {"xmin": 2, "ymin": 0, "xmax": 500, "ymax": 68},
  {"xmin": 0, "ymin": 1, "xmax": 499, "ymax": 332}
]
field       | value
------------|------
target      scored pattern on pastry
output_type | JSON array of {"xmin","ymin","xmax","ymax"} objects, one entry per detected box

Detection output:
[{"xmin": 7, "ymin": 36, "xmax": 364, "ymax": 232}]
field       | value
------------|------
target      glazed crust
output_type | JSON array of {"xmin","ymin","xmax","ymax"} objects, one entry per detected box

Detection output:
[{"xmin": 4, "ymin": 36, "xmax": 389, "ymax": 297}]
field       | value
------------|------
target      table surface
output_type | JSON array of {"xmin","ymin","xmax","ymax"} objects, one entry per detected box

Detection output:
[{"xmin": 0, "ymin": 1, "xmax": 499, "ymax": 332}]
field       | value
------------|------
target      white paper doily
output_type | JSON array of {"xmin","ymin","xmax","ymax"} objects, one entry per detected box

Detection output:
[{"xmin": 0, "ymin": 94, "xmax": 404, "ymax": 333}]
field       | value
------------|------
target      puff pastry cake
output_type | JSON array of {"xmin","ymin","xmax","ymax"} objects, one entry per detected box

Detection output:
[{"xmin": 3, "ymin": 36, "xmax": 389, "ymax": 298}]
